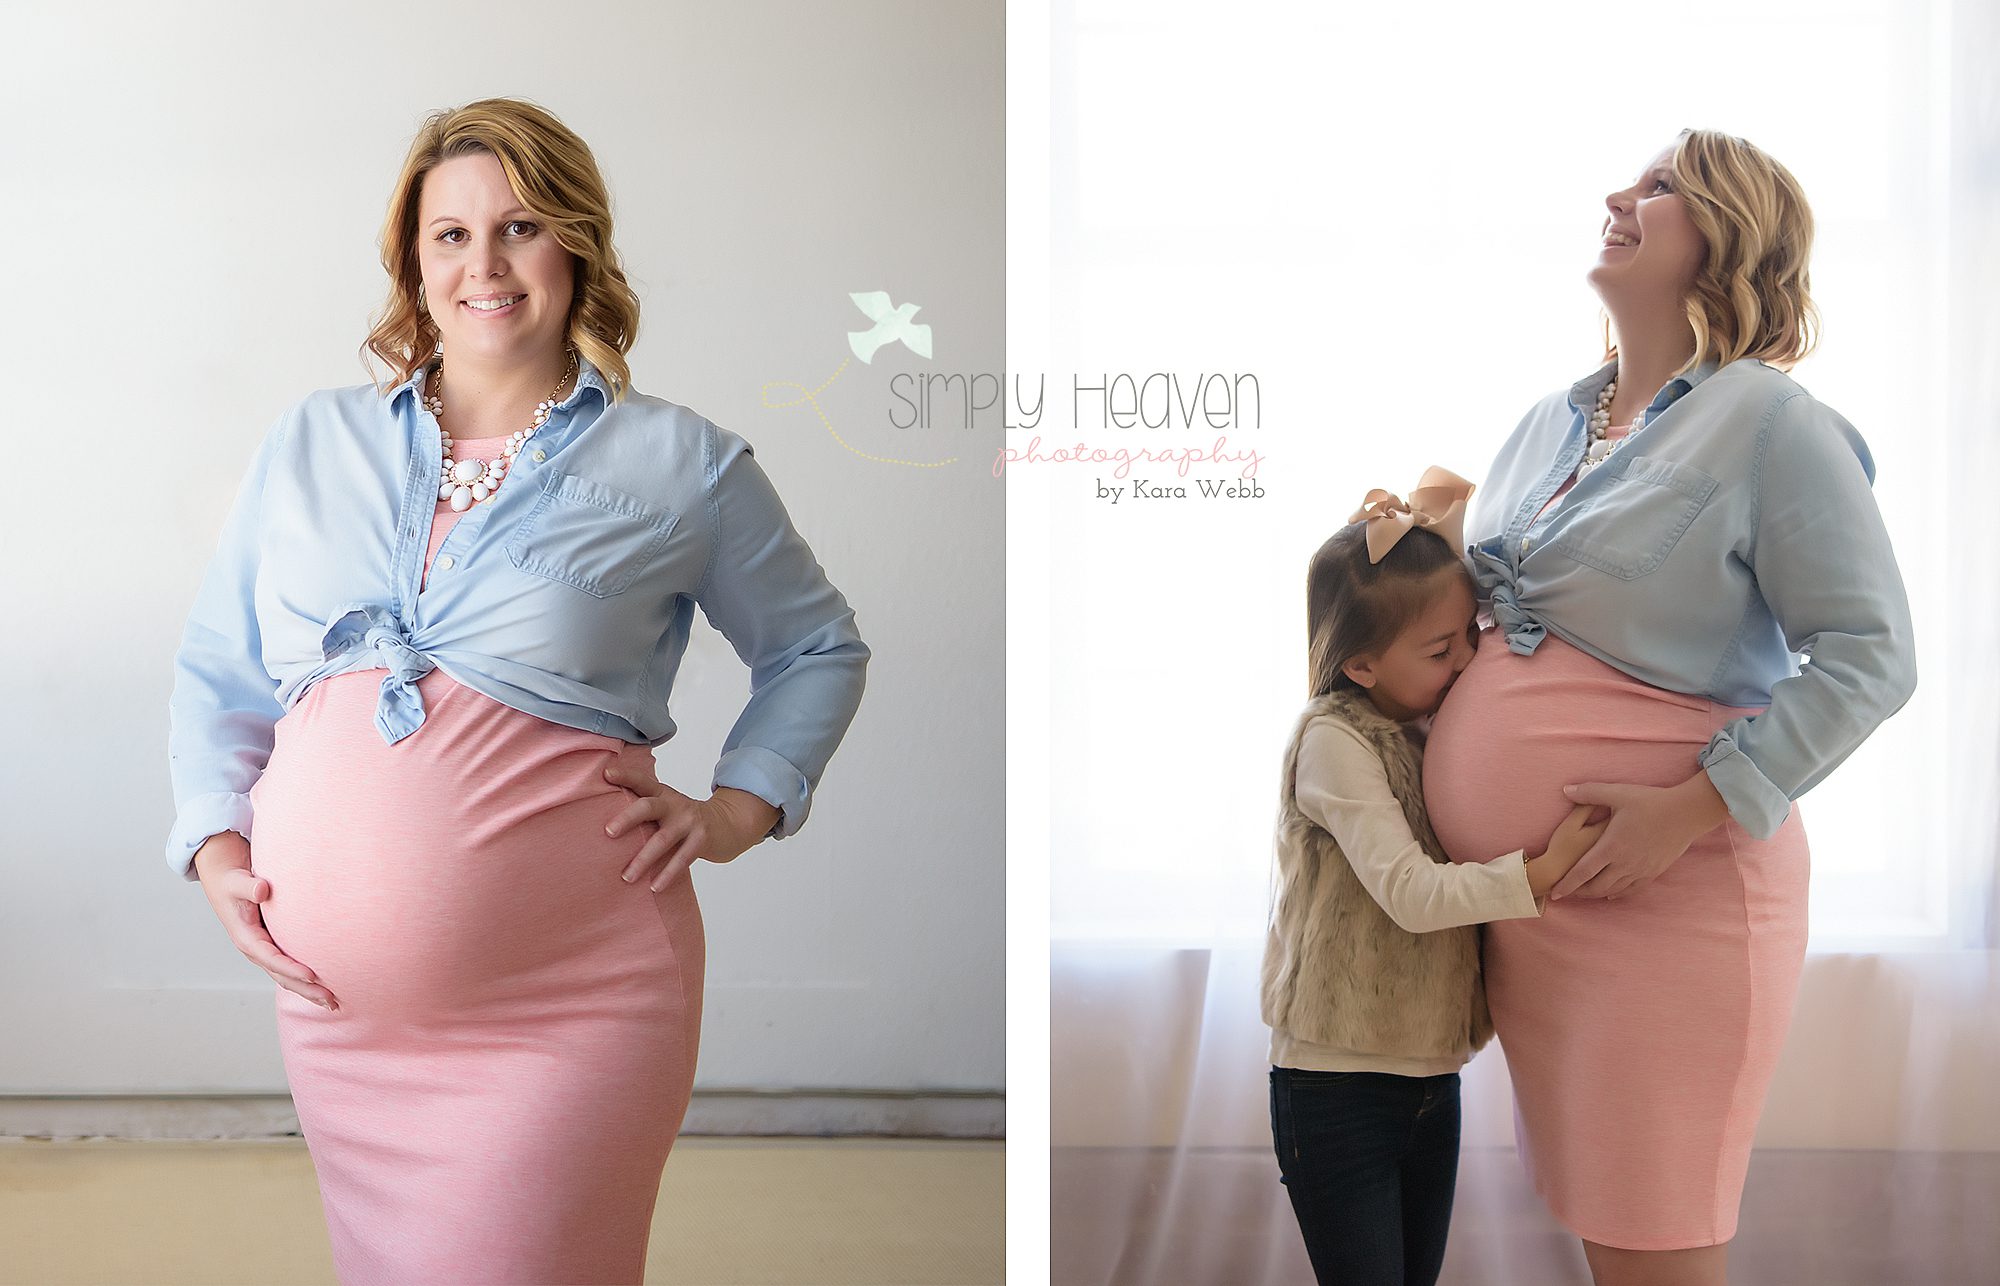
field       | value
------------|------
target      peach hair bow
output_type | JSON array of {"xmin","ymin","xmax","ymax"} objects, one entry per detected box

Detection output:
[{"xmin": 1348, "ymin": 466, "xmax": 1477, "ymax": 564}]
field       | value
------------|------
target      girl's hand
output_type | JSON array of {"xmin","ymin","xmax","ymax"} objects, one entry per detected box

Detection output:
[
  {"xmin": 1524, "ymin": 805, "xmax": 1608, "ymax": 900},
  {"xmin": 1548, "ymin": 771, "xmax": 1732, "ymax": 901},
  {"xmin": 601, "ymin": 762, "xmax": 781, "ymax": 891},
  {"xmin": 193, "ymin": 834, "xmax": 340, "ymax": 1011}
]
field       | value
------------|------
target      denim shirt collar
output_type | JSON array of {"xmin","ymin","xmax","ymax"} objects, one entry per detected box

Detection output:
[
  {"xmin": 385, "ymin": 350, "xmax": 614, "ymax": 417},
  {"xmin": 1566, "ymin": 353, "xmax": 1724, "ymax": 419}
]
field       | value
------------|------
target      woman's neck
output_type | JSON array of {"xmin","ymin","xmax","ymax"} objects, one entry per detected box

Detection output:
[
  {"xmin": 433, "ymin": 349, "xmax": 576, "ymax": 437},
  {"xmin": 1603, "ymin": 300, "xmax": 1697, "ymax": 427}
]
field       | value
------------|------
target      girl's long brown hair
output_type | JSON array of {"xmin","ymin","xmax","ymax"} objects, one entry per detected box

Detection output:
[{"xmin": 1306, "ymin": 523, "xmax": 1465, "ymax": 698}]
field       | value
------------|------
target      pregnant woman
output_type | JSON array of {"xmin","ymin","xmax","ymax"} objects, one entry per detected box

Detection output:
[
  {"xmin": 165, "ymin": 98, "xmax": 869, "ymax": 1285},
  {"xmin": 1421, "ymin": 129, "xmax": 1916, "ymax": 1285}
]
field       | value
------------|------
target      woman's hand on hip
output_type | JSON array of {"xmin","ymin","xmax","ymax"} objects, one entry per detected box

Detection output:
[
  {"xmin": 602, "ymin": 763, "xmax": 782, "ymax": 891},
  {"xmin": 193, "ymin": 834, "xmax": 340, "ymax": 1011},
  {"xmin": 1548, "ymin": 771, "xmax": 1732, "ymax": 901}
]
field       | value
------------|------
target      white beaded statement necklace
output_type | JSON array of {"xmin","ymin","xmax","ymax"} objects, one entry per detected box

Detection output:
[
  {"xmin": 1578, "ymin": 374, "xmax": 1647, "ymax": 478},
  {"xmin": 422, "ymin": 347, "xmax": 579, "ymax": 512}
]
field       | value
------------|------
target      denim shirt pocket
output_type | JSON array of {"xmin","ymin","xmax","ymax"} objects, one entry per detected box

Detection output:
[
  {"xmin": 1549, "ymin": 454, "xmax": 1717, "ymax": 581},
  {"xmin": 505, "ymin": 471, "xmax": 679, "ymax": 598}
]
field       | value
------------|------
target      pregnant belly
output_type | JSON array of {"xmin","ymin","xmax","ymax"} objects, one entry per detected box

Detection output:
[
  {"xmin": 246, "ymin": 668, "xmax": 666, "ymax": 1019},
  {"xmin": 1423, "ymin": 628, "xmax": 1751, "ymax": 865}
]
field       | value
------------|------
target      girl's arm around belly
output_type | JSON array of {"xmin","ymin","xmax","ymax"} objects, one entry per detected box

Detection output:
[{"xmin": 1298, "ymin": 718, "xmax": 1547, "ymax": 934}]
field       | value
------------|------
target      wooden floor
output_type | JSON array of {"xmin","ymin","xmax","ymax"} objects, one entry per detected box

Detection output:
[
  {"xmin": 0, "ymin": 1136, "xmax": 1003, "ymax": 1285},
  {"xmin": 1052, "ymin": 1146, "xmax": 2000, "ymax": 1285}
]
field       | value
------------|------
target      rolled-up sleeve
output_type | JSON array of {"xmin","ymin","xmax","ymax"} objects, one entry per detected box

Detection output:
[
  {"xmin": 696, "ymin": 425, "xmax": 870, "ymax": 841},
  {"xmin": 165, "ymin": 416, "xmax": 290, "ymax": 881},
  {"xmin": 1698, "ymin": 393, "xmax": 1918, "ymax": 837}
]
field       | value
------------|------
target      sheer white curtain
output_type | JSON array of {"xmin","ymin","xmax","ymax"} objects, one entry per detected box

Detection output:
[{"xmin": 1043, "ymin": 1, "xmax": 1999, "ymax": 1281}]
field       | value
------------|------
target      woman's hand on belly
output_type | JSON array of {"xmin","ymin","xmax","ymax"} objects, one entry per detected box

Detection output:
[
  {"xmin": 193, "ymin": 834, "xmax": 341, "ymax": 1011},
  {"xmin": 1551, "ymin": 770, "xmax": 1734, "ymax": 900},
  {"xmin": 601, "ymin": 760, "xmax": 782, "ymax": 891}
]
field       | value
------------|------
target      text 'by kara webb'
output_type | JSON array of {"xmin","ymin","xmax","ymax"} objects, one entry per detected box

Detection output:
[
  {"xmin": 889, "ymin": 372, "xmax": 1262, "ymax": 431},
  {"xmin": 1096, "ymin": 477, "xmax": 1267, "ymax": 503}
]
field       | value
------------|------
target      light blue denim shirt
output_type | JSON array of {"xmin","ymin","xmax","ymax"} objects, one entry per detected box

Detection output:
[
  {"xmin": 1465, "ymin": 355, "xmax": 1917, "ymax": 840},
  {"xmin": 166, "ymin": 355, "xmax": 869, "ymax": 880}
]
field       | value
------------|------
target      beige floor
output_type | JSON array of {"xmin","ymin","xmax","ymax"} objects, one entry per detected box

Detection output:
[{"xmin": 0, "ymin": 1136, "xmax": 1003, "ymax": 1286}]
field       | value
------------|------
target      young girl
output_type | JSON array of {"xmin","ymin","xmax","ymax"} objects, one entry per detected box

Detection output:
[{"xmin": 1260, "ymin": 469, "xmax": 1605, "ymax": 1286}]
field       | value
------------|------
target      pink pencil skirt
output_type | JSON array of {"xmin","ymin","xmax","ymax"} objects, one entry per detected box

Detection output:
[
  {"xmin": 247, "ymin": 666, "xmax": 704, "ymax": 1285},
  {"xmin": 1421, "ymin": 627, "xmax": 1809, "ymax": 1250}
]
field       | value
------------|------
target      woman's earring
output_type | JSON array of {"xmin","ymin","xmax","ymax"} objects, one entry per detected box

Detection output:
[{"xmin": 434, "ymin": 337, "xmax": 444, "ymax": 356}]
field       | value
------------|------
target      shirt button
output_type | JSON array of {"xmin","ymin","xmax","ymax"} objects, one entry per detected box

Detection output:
[
  {"xmin": 1520, "ymin": 537, "xmax": 1532, "ymax": 553},
  {"xmin": 531, "ymin": 449, "xmax": 546, "ymax": 463},
  {"xmin": 437, "ymin": 555, "xmax": 455, "ymax": 571}
]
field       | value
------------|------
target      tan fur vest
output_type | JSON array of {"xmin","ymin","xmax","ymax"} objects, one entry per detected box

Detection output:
[{"xmin": 1259, "ymin": 688, "xmax": 1493, "ymax": 1061}]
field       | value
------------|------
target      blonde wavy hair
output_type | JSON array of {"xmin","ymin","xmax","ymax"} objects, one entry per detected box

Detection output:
[
  {"xmin": 361, "ymin": 97, "xmax": 642, "ymax": 403},
  {"xmin": 1601, "ymin": 127, "xmax": 1821, "ymax": 376}
]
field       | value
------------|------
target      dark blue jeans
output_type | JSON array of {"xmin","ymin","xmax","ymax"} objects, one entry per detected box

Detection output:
[{"xmin": 1269, "ymin": 1066, "xmax": 1462, "ymax": 1286}]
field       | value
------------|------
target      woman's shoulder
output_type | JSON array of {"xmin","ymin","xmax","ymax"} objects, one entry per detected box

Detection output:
[
  {"xmin": 238, "ymin": 382, "xmax": 375, "ymax": 456},
  {"xmin": 1513, "ymin": 384, "xmax": 1577, "ymax": 431},
  {"xmin": 1703, "ymin": 356, "xmax": 1810, "ymax": 401},
  {"xmin": 294, "ymin": 372, "xmax": 729, "ymax": 433},
  {"xmin": 272, "ymin": 378, "xmax": 416, "ymax": 433},
  {"xmin": 249, "ymin": 380, "xmax": 422, "ymax": 459},
  {"xmin": 1540, "ymin": 355, "xmax": 1803, "ymax": 416},
  {"xmin": 1721, "ymin": 360, "xmax": 1855, "ymax": 426},
  {"xmin": 1695, "ymin": 356, "xmax": 1863, "ymax": 428},
  {"xmin": 608, "ymin": 388, "xmax": 762, "ymax": 466},
  {"xmin": 1697, "ymin": 360, "xmax": 1871, "ymax": 466},
  {"xmin": 612, "ymin": 385, "xmax": 720, "ymax": 432},
  {"xmin": 315, "ymin": 380, "xmax": 390, "ymax": 419}
]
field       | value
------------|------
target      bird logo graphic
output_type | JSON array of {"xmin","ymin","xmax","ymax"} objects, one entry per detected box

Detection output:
[
  {"xmin": 760, "ymin": 290, "xmax": 954, "ymax": 468},
  {"xmin": 847, "ymin": 291, "xmax": 933, "ymax": 364}
]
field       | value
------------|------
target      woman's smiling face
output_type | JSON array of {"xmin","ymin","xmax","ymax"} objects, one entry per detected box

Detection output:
[
  {"xmin": 415, "ymin": 151, "xmax": 575, "ymax": 367},
  {"xmin": 1588, "ymin": 143, "xmax": 1707, "ymax": 306}
]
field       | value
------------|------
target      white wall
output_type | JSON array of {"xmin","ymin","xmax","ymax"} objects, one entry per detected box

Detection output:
[{"xmin": 0, "ymin": 0, "xmax": 1002, "ymax": 1099}]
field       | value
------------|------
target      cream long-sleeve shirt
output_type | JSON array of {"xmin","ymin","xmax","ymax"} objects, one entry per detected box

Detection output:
[{"xmin": 1269, "ymin": 714, "xmax": 1543, "ymax": 1077}]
